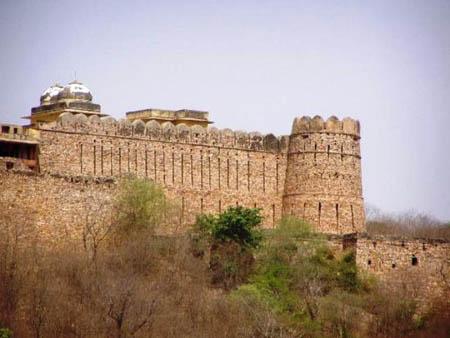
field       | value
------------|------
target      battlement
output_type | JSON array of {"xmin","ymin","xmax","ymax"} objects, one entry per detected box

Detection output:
[
  {"xmin": 39, "ymin": 112, "xmax": 289, "ymax": 153},
  {"xmin": 292, "ymin": 116, "xmax": 360, "ymax": 138},
  {"xmin": 0, "ymin": 79, "xmax": 366, "ymax": 234}
]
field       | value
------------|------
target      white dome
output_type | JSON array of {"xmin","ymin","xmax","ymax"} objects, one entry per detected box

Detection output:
[
  {"xmin": 66, "ymin": 80, "xmax": 91, "ymax": 94},
  {"xmin": 57, "ymin": 80, "xmax": 93, "ymax": 102},
  {"xmin": 40, "ymin": 84, "xmax": 64, "ymax": 104}
]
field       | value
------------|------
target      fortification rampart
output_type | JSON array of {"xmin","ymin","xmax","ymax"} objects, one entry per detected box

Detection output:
[
  {"xmin": 3, "ymin": 113, "xmax": 366, "ymax": 230},
  {"xmin": 357, "ymin": 235, "xmax": 450, "ymax": 305},
  {"xmin": 2, "ymin": 80, "xmax": 449, "ymax": 312},
  {"xmin": 36, "ymin": 113, "xmax": 289, "ymax": 226},
  {"xmin": 283, "ymin": 116, "xmax": 364, "ymax": 234},
  {"xmin": 0, "ymin": 165, "xmax": 114, "ymax": 243}
]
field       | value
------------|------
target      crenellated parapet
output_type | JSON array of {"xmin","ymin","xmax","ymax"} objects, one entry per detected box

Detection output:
[
  {"xmin": 40, "ymin": 112, "xmax": 289, "ymax": 153},
  {"xmin": 292, "ymin": 115, "xmax": 360, "ymax": 139}
]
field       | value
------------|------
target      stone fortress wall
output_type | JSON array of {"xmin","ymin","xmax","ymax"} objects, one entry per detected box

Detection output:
[
  {"xmin": 1, "ymin": 165, "xmax": 448, "ymax": 304},
  {"xmin": 34, "ymin": 112, "xmax": 365, "ymax": 233},
  {"xmin": 0, "ymin": 79, "xmax": 448, "ymax": 306},
  {"xmin": 357, "ymin": 236, "xmax": 450, "ymax": 303},
  {"xmin": 0, "ymin": 163, "xmax": 114, "ymax": 242},
  {"xmin": 37, "ymin": 112, "xmax": 289, "ymax": 227}
]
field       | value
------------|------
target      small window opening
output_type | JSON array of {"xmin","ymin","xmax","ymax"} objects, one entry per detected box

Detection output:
[
  {"xmin": 392, "ymin": 263, "xmax": 396, "ymax": 269},
  {"xmin": 372, "ymin": 241, "xmax": 377, "ymax": 248},
  {"xmin": 6, "ymin": 162, "xmax": 14, "ymax": 170},
  {"xmin": 1, "ymin": 126, "xmax": 9, "ymax": 134},
  {"xmin": 411, "ymin": 255, "xmax": 418, "ymax": 266},
  {"xmin": 13, "ymin": 128, "xmax": 18, "ymax": 134},
  {"xmin": 367, "ymin": 259, "xmax": 371, "ymax": 266},
  {"xmin": 422, "ymin": 243, "xmax": 426, "ymax": 251},
  {"xmin": 401, "ymin": 241, "xmax": 405, "ymax": 247}
]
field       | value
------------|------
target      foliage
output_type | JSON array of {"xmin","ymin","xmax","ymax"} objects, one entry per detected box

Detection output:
[
  {"xmin": 113, "ymin": 176, "xmax": 179, "ymax": 237},
  {"xmin": 233, "ymin": 216, "xmax": 372, "ymax": 337},
  {"xmin": 194, "ymin": 207, "xmax": 262, "ymax": 289},
  {"xmin": 0, "ymin": 328, "xmax": 12, "ymax": 338},
  {"xmin": 195, "ymin": 206, "xmax": 263, "ymax": 248},
  {"xmin": 1, "ymin": 193, "xmax": 447, "ymax": 337}
]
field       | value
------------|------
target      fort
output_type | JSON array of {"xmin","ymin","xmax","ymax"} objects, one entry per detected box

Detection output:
[{"xmin": 0, "ymin": 81, "xmax": 449, "ymax": 304}]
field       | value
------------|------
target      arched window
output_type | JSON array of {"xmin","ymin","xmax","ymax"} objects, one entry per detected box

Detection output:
[{"xmin": 412, "ymin": 255, "xmax": 418, "ymax": 266}]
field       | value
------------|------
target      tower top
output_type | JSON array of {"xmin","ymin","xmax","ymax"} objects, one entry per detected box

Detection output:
[{"xmin": 291, "ymin": 115, "xmax": 360, "ymax": 138}]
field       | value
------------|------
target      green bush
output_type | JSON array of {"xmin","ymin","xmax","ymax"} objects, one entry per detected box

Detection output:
[
  {"xmin": 233, "ymin": 216, "xmax": 372, "ymax": 337},
  {"xmin": 195, "ymin": 206, "xmax": 263, "ymax": 248},
  {"xmin": 0, "ymin": 328, "xmax": 12, "ymax": 338}
]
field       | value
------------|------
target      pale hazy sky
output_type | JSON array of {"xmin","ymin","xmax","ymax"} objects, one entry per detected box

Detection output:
[{"xmin": 1, "ymin": 0, "xmax": 449, "ymax": 220}]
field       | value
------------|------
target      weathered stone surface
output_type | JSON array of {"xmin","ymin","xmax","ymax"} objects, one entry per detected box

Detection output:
[
  {"xmin": 146, "ymin": 120, "xmax": 161, "ymax": 138},
  {"xmin": 35, "ymin": 125, "xmax": 287, "ymax": 227},
  {"xmin": 356, "ymin": 235, "xmax": 450, "ymax": 306},
  {"xmin": 132, "ymin": 119, "xmax": 145, "ymax": 135},
  {"xmin": 1, "ymin": 111, "xmax": 449, "ymax": 309},
  {"xmin": 283, "ymin": 116, "xmax": 364, "ymax": 234},
  {"xmin": 57, "ymin": 112, "xmax": 74, "ymax": 127}
]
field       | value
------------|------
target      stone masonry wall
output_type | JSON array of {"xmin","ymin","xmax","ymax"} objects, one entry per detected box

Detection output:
[
  {"xmin": 0, "ymin": 167, "xmax": 114, "ymax": 243},
  {"xmin": 2, "ymin": 111, "xmax": 448, "ymax": 312},
  {"xmin": 34, "ymin": 113, "xmax": 366, "ymax": 230},
  {"xmin": 283, "ymin": 116, "xmax": 365, "ymax": 234},
  {"xmin": 357, "ymin": 235, "xmax": 450, "ymax": 306},
  {"xmin": 37, "ymin": 113, "xmax": 289, "ymax": 227},
  {"xmin": 1, "ymin": 158, "xmax": 448, "ymax": 309}
]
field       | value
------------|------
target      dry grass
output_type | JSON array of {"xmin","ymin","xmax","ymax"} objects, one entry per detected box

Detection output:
[{"xmin": 365, "ymin": 206, "xmax": 450, "ymax": 240}]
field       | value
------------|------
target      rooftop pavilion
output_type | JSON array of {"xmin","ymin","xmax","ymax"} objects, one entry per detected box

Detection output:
[{"xmin": 126, "ymin": 108, "xmax": 213, "ymax": 128}]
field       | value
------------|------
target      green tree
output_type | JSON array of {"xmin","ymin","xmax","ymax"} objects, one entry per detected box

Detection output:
[
  {"xmin": 195, "ymin": 206, "xmax": 263, "ymax": 248},
  {"xmin": 194, "ymin": 206, "xmax": 263, "ymax": 289}
]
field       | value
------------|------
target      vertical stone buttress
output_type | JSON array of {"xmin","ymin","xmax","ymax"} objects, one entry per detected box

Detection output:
[{"xmin": 282, "ymin": 116, "xmax": 365, "ymax": 234}]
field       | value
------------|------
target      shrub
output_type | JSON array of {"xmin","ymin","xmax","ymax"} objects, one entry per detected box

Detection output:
[
  {"xmin": 194, "ymin": 207, "xmax": 263, "ymax": 289},
  {"xmin": 195, "ymin": 206, "xmax": 263, "ymax": 249},
  {"xmin": 234, "ymin": 216, "xmax": 371, "ymax": 337},
  {"xmin": 0, "ymin": 328, "xmax": 12, "ymax": 338},
  {"xmin": 113, "ymin": 176, "xmax": 179, "ymax": 237}
]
